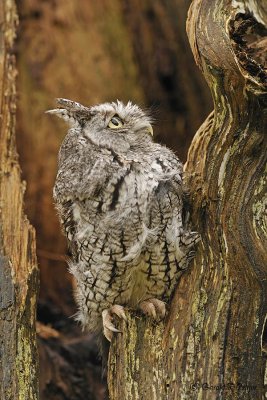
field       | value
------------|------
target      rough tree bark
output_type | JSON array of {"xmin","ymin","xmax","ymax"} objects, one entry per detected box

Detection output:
[
  {"xmin": 0, "ymin": 1, "xmax": 39, "ymax": 400},
  {"xmin": 108, "ymin": 1, "xmax": 267, "ymax": 400}
]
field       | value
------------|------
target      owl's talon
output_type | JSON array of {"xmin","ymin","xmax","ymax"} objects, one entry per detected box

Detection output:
[
  {"xmin": 139, "ymin": 298, "xmax": 166, "ymax": 320},
  {"xmin": 104, "ymin": 323, "xmax": 121, "ymax": 333},
  {"xmin": 103, "ymin": 327, "xmax": 113, "ymax": 342},
  {"xmin": 102, "ymin": 305, "xmax": 126, "ymax": 342},
  {"xmin": 110, "ymin": 304, "xmax": 127, "ymax": 321},
  {"xmin": 140, "ymin": 302, "xmax": 157, "ymax": 318}
]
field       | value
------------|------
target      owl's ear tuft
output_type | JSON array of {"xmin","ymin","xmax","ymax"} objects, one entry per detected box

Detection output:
[
  {"xmin": 46, "ymin": 98, "xmax": 95, "ymax": 127},
  {"xmin": 55, "ymin": 98, "xmax": 88, "ymax": 112},
  {"xmin": 46, "ymin": 108, "xmax": 86, "ymax": 127}
]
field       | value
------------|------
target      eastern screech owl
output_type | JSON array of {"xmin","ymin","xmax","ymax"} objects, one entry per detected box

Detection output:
[{"xmin": 48, "ymin": 98, "xmax": 199, "ymax": 342}]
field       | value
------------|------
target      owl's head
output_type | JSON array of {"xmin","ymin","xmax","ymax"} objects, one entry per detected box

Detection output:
[{"xmin": 47, "ymin": 98, "xmax": 154, "ymax": 152}]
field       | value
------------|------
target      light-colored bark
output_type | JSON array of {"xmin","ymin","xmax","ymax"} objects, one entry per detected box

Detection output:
[
  {"xmin": 108, "ymin": 1, "xmax": 267, "ymax": 399},
  {"xmin": 0, "ymin": 2, "xmax": 39, "ymax": 399}
]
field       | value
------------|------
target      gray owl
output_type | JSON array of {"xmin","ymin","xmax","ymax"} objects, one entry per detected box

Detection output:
[{"xmin": 48, "ymin": 98, "xmax": 199, "ymax": 342}]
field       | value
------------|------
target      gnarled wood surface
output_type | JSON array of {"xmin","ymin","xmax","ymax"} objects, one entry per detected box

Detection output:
[
  {"xmin": 0, "ymin": 2, "xmax": 39, "ymax": 399},
  {"xmin": 108, "ymin": 1, "xmax": 267, "ymax": 399}
]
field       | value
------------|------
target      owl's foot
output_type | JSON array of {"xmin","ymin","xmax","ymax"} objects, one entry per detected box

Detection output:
[
  {"xmin": 102, "ymin": 305, "xmax": 127, "ymax": 342},
  {"xmin": 139, "ymin": 298, "xmax": 166, "ymax": 319}
]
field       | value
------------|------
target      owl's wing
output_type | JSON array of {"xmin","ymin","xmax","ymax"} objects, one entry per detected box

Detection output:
[
  {"xmin": 54, "ymin": 149, "xmax": 131, "ymax": 208},
  {"xmin": 57, "ymin": 199, "xmax": 79, "ymax": 259},
  {"xmin": 148, "ymin": 148, "xmax": 199, "ymax": 258}
]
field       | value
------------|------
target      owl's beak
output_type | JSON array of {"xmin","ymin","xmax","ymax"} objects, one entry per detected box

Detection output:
[{"xmin": 146, "ymin": 124, "xmax": 153, "ymax": 136}]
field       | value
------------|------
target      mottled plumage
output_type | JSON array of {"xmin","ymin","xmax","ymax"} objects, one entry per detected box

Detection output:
[{"xmin": 48, "ymin": 98, "xmax": 199, "ymax": 341}]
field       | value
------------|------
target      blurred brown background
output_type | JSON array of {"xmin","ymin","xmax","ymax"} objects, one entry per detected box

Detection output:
[{"xmin": 15, "ymin": 1, "xmax": 212, "ymax": 399}]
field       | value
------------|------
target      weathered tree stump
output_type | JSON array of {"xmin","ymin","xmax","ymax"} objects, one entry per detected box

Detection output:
[
  {"xmin": 0, "ymin": 2, "xmax": 39, "ymax": 399},
  {"xmin": 108, "ymin": 1, "xmax": 267, "ymax": 399}
]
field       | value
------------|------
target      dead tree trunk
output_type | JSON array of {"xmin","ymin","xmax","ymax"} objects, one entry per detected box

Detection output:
[
  {"xmin": 0, "ymin": 1, "xmax": 39, "ymax": 400},
  {"xmin": 108, "ymin": 1, "xmax": 267, "ymax": 399}
]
